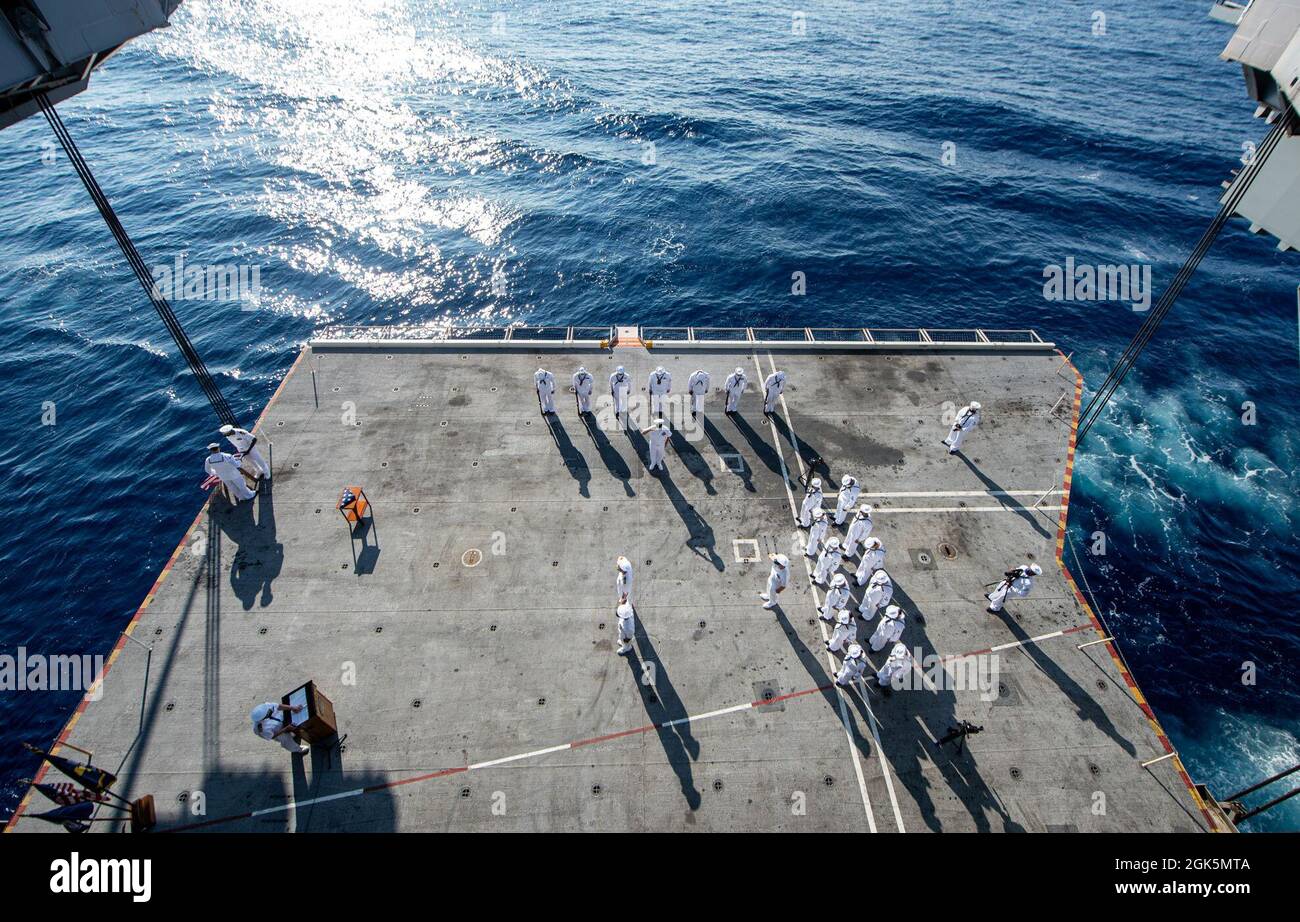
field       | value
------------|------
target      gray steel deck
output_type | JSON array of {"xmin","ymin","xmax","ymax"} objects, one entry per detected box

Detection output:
[{"xmin": 8, "ymin": 335, "xmax": 1214, "ymax": 832}]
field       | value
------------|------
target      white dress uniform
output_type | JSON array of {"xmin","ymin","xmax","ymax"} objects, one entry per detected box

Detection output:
[
  {"xmin": 834, "ymin": 644, "xmax": 868, "ymax": 687},
  {"xmin": 987, "ymin": 563, "xmax": 1041, "ymax": 611},
  {"xmin": 805, "ymin": 509, "xmax": 829, "ymax": 558},
  {"xmin": 534, "ymin": 368, "xmax": 557, "ymax": 414},
  {"xmin": 645, "ymin": 420, "xmax": 671, "ymax": 470},
  {"xmin": 818, "ymin": 573, "xmax": 851, "ymax": 619},
  {"xmin": 687, "ymin": 369, "xmax": 710, "ymax": 417},
  {"xmin": 251, "ymin": 703, "xmax": 305, "ymax": 754},
  {"xmin": 220, "ymin": 425, "xmax": 269, "ymax": 480},
  {"xmin": 799, "ymin": 477, "xmax": 824, "ymax": 528},
  {"xmin": 826, "ymin": 607, "xmax": 858, "ymax": 654},
  {"xmin": 858, "ymin": 568, "xmax": 893, "ymax": 619},
  {"xmin": 762, "ymin": 370, "xmax": 786, "ymax": 414},
  {"xmin": 616, "ymin": 601, "xmax": 636, "ymax": 655},
  {"xmin": 943, "ymin": 402, "xmax": 981, "ymax": 454},
  {"xmin": 616, "ymin": 556, "xmax": 634, "ymax": 604},
  {"xmin": 648, "ymin": 367, "xmax": 672, "ymax": 419},
  {"xmin": 723, "ymin": 367, "xmax": 747, "ymax": 413},
  {"xmin": 609, "ymin": 366, "xmax": 632, "ymax": 419},
  {"xmin": 760, "ymin": 554, "xmax": 789, "ymax": 609},
  {"xmin": 852, "ymin": 538, "xmax": 883, "ymax": 582},
  {"xmin": 813, "ymin": 537, "xmax": 843, "ymax": 586},
  {"xmin": 869, "ymin": 605, "xmax": 906, "ymax": 652},
  {"xmin": 834, "ymin": 475, "xmax": 861, "ymax": 525},
  {"xmin": 875, "ymin": 642, "xmax": 914, "ymax": 688},
  {"xmin": 842, "ymin": 505, "xmax": 874, "ymax": 557},
  {"xmin": 572, "ymin": 367, "xmax": 595, "ymax": 414},
  {"xmin": 854, "ymin": 539, "xmax": 886, "ymax": 585},
  {"xmin": 205, "ymin": 447, "xmax": 256, "ymax": 502}
]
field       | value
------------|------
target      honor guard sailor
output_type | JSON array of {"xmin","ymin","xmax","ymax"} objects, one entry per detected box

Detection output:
[
  {"xmin": 572, "ymin": 367, "xmax": 595, "ymax": 414},
  {"xmin": 723, "ymin": 367, "xmax": 747, "ymax": 414},
  {"xmin": 648, "ymin": 366, "xmax": 672, "ymax": 420},
  {"xmin": 534, "ymin": 368, "xmax": 557, "ymax": 414},
  {"xmin": 762, "ymin": 369, "xmax": 786, "ymax": 414},
  {"xmin": 943, "ymin": 401, "xmax": 981, "ymax": 454},
  {"xmin": 833, "ymin": 474, "xmax": 861, "ymax": 525},
  {"xmin": 219, "ymin": 424, "xmax": 269, "ymax": 481},
  {"xmin": 759, "ymin": 553, "xmax": 789, "ymax": 609},
  {"xmin": 869, "ymin": 604, "xmax": 906, "ymax": 652},
  {"xmin": 986, "ymin": 563, "xmax": 1041, "ymax": 612},
  {"xmin": 687, "ymin": 369, "xmax": 710, "ymax": 419},
  {"xmin": 205, "ymin": 443, "xmax": 256, "ymax": 503}
]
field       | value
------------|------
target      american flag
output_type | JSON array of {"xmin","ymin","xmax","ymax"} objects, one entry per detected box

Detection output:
[{"xmin": 34, "ymin": 781, "xmax": 108, "ymax": 806}]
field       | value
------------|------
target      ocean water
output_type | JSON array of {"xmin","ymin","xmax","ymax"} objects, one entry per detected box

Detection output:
[{"xmin": 1, "ymin": 0, "xmax": 1296, "ymax": 829}]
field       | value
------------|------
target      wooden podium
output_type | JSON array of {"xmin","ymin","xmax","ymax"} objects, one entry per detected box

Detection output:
[{"xmin": 281, "ymin": 680, "xmax": 338, "ymax": 744}]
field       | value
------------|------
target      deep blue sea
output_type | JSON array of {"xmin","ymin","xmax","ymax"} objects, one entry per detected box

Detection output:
[{"xmin": 1, "ymin": 0, "xmax": 1296, "ymax": 829}]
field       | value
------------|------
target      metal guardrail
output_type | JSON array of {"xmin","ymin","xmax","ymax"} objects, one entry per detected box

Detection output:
[{"xmin": 311, "ymin": 325, "xmax": 1052, "ymax": 351}]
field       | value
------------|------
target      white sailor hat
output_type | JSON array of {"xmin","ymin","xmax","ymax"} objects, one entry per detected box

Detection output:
[
  {"xmin": 616, "ymin": 602, "xmax": 634, "ymax": 619},
  {"xmin": 835, "ymin": 608, "xmax": 853, "ymax": 625},
  {"xmin": 825, "ymin": 536, "xmax": 841, "ymax": 549},
  {"xmin": 219, "ymin": 424, "xmax": 235, "ymax": 435},
  {"xmin": 841, "ymin": 474, "xmax": 854, "ymax": 487},
  {"xmin": 865, "ymin": 536, "xmax": 883, "ymax": 548},
  {"xmin": 812, "ymin": 507, "xmax": 827, "ymax": 519},
  {"xmin": 847, "ymin": 643, "xmax": 864, "ymax": 658},
  {"xmin": 890, "ymin": 642, "xmax": 909, "ymax": 658},
  {"xmin": 970, "ymin": 401, "xmax": 982, "ymax": 410},
  {"xmin": 616, "ymin": 556, "xmax": 632, "ymax": 571},
  {"xmin": 206, "ymin": 442, "xmax": 220, "ymax": 452},
  {"xmin": 655, "ymin": 365, "xmax": 666, "ymax": 374},
  {"xmin": 884, "ymin": 605, "xmax": 903, "ymax": 621},
  {"xmin": 773, "ymin": 553, "xmax": 789, "ymax": 568},
  {"xmin": 1028, "ymin": 563, "xmax": 1043, "ymax": 576},
  {"xmin": 577, "ymin": 365, "xmax": 587, "ymax": 374},
  {"xmin": 810, "ymin": 477, "xmax": 822, "ymax": 489},
  {"xmin": 859, "ymin": 503, "xmax": 873, "ymax": 515},
  {"xmin": 615, "ymin": 365, "xmax": 625, "ymax": 374},
  {"xmin": 734, "ymin": 366, "xmax": 745, "ymax": 376},
  {"xmin": 831, "ymin": 573, "xmax": 848, "ymax": 587}
]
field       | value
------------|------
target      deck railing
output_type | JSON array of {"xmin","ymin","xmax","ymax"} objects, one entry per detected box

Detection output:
[{"xmin": 312, "ymin": 325, "xmax": 1052, "ymax": 350}]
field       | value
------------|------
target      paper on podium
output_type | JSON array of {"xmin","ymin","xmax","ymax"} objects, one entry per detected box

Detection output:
[{"xmin": 287, "ymin": 686, "xmax": 310, "ymax": 725}]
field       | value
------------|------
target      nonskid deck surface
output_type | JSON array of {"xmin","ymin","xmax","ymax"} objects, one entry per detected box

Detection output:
[{"xmin": 13, "ymin": 343, "xmax": 1209, "ymax": 832}]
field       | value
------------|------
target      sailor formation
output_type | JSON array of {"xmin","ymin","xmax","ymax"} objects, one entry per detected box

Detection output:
[{"xmin": 531, "ymin": 362, "xmax": 1044, "ymax": 691}]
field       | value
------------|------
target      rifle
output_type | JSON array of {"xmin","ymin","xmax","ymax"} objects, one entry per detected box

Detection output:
[{"xmin": 935, "ymin": 720, "xmax": 984, "ymax": 755}]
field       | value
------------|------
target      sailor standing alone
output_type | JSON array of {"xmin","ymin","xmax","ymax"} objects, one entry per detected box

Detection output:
[
  {"xmin": 759, "ymin": 553, "xmax": 789, "ymax": 609},
  {"xmin": 723, "ymin": 367, "xmax": 747, "ymax": 414},
  {"xmin": 641, "ymin": 418, "xmax": 672, "ymax": 471},
  {"xmin": 762, "ymin": 369, "xmax": 786, "ymax": 415},
  {"xmin": 572, "ymin": 366, "xmax": 595, "ymax": 415},
  {"xmin": 648, "ymin": 366, "xmax": 672, "ymax": 421},
  {"xmin": 534, "ymin": 367, "xmax": 557, "ymax": 414},
  {"xmin": 615, "ymin": 601, "xmax": 636, "ymax": 656},
  {"xmin": 986, "ymin": 563, "xmax": 1041, "ymax": 612},
  {"xmin": 609, "ymin": 366, "xmax": 632, "ymax": 425},
  {"xmin": 687, "ymin": 369, "xmax": 710, "ymax": 420},
  {"xmin": 943, "ymin": 401, "xmax": 981, "ymax": 454},
  {"xmin": 616, "ymin": 556, "xmax": 634, "ymax": 605}
]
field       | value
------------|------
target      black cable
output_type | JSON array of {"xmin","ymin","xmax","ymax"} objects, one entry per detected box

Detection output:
[
  {"xmin": 1077, "ymin": 111, "xmax": 1294, "ymax": 443},
  {"xmin": 36, "ymin": 93, "xmax": 237, "ymax": 427}
]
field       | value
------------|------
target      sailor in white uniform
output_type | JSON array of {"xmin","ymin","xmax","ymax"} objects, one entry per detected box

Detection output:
[
  {"xmin": 609, "ymin": 366, "xmax": 632, "ymax": 423},
  {"xmin": 813, "ymin": 536, "xmax": 843, "ymax": 586},
  {"xmin": 534, "ymin": 368, "xmax": 557, "ymax": 414},
  {"xmin": 759, "ymin": 553, "xmax": 789, "ymax": 609},
  {"xmin": 205, "ymin": 443, "xmax": 256, "ymax": 503},
  {"xmin": 842, "ymin": 504, "xmax": 874, "ymax": 558},
  {"xmin": 943, "ymin": 401, "xmax": 981, "ymax": 454},
  {"xmin": 647, "ymin": 366, "xmax": 672, "ymax": 421},
  {"xmin": 616, "ymin": 556, "xmax": 634, "ymax": 604},
  {"xmin": 833, "ymin": 474, "xmax": 861, "ymax": 525},
  {"xmin": 798, "ymin": 476, "xmax": 824, "ymax": 528},
  {"xmin": 687, "ymin": 369, "xmax": 710, "ymax": 419},
  {"xmin": 805, "ymin": 508, "xmax": 829, "ymax": 559},
  {"xmin": 875, "ymin": 642, "xmax": 914, "ymax": 688},
  {"xmin": 869, "ymin": 604, "xmax": 906, "ymax": 652},
  {"xmin": 572, "ymin": 367, "xmax": 595, "ymax": 414},
  {"xmin": 723, "ymin": 367, "xmax": 747, "ymax": 414},
  {"xmin": 220, "ymin": 424, "xmax": 269, "ymax": 481},
  {"xmin": 986, "ymin": 563, "xmax": 1042, "ymax": 612},
  {"xmin": 818, "ymin": 572, "xmax": 851, "ymax": 620},
  {"xmin": 854, "ymin": 537, "xmax": 885, "ymax": 585},
  {"xmin": 834, "ymin": 643, "xmax": 868, "ymax": 687},
  {"xmin": 858, "ymin": 568, "xmax": 893, "ymax": 620},
  {"xmin": 615, "ymin": 601, "xmax": 636, "ymax": 655},
  {"xmin": 250, "ymin": 702, "xmax": 308, "ymax": 754},
  {"xmin": 641, "ymin": 418, "xmax": 672, "ymax": 470},
  {"xmin": 762, "ymin": 369, "xmax": 786, "ymax": 415},
  {"xmin": 826, "ymin": 607, "xmax": 858, "ymax": 654}
]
